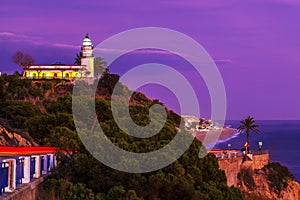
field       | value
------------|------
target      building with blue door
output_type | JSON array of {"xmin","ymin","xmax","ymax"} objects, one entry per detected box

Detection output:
[{"xmin": 0, "ymin": 147, "xmax": 57, "ymax": 195}]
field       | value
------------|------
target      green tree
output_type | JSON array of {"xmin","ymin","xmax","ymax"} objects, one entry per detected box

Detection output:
[
  {"xmin": 44, "ymin": 95, "xmax": 73, "ymax": 114},
  {"xmin": 237, "ymin": 116, "xmax": 260, "ymax": 154},
  {"xmin": 48, "ymin": 127, "xmax": 81, "ymax": 157},
  {"xmin": 25, "ymin": 114, "xmax": 56, "ymax": 143},
  {"xmin": 64, "ymin": 182, "xmax": 95, "ymax": 200},
  {"xmin": 39, "ymin": 179, "xmax": 98, "ymax": 200},
  {"xmin": 12, "ymin": 51, "xmax": 34, "ymax": 77},
  {"xmin": 0, "ymin": 100, "xmax": 41, "ymax": 128},
  {"xmin": 94, "ymin": 57, "xmax": 107, "ymax": 78},
  {"xmin": 1, "ymin": 74, "xmax": 244, "ymax": 200},
  {"xmin": 0, "ymin": 77, "xmax": 5, "ymax": 99},
  {"xmin": 106, "ymin": 186, "xmax": 127, "ymax": 200}
]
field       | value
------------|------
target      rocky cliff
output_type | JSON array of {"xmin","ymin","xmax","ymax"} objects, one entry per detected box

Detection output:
[
  {"xmin": 0, "ymin": 124, "xmax": 34, "ymax": 146},
  {"xmin": 240, "ymin": 168, "xmax": 300, "ymax": 200},
  {"xmin": 217, "ymin": 153, "xmax": 300, "ymax": 200}
]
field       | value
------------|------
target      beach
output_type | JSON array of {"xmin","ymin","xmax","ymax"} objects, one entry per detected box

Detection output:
[{"xmin": 193, "ymin": 127, "xmax": 238, "ymax": 144}]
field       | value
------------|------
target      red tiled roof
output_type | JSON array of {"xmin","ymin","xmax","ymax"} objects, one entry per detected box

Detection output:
[{"xmin": 0, "ymin": 146, "xmax": 58, "ymax": 156}]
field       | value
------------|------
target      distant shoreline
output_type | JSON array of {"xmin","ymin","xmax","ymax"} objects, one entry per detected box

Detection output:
[{"xmin": 193, "ymin": 127, "xmax": 239, "ymax": 145}]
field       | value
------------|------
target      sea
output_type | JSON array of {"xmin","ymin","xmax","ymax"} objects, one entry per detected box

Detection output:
[{"xmin": 214, "ymin": 120, "xmax": 300, "ymax": 182}]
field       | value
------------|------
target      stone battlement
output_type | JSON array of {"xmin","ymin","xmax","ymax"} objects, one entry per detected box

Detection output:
[{"xmin": 210, "ymin": 150, "xmax": 270, "ymax": 186}]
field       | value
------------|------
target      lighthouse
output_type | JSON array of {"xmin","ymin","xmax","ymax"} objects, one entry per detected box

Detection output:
[
  {"xmin": 22, "ymin": 34, "xmax": 95, "ymax": 79},
  {"xmin": 81, "ymin": 34, "xmax": 94, "ymax": 77}
]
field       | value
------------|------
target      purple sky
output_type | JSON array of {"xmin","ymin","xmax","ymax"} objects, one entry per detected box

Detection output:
[{"xmin": 1, "ymin": 0, "xmax": 300, "ymax": 120}]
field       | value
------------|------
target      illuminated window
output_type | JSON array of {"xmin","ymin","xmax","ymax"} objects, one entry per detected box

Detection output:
[
  {"xmin": 65, "ymin": 73, "xmax": 69, "ymax": 78},
  {"xmin": 42, "ymin": 73, "xmax": 46, "ymax": 78}
]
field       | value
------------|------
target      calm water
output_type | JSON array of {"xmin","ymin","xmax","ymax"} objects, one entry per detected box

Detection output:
[{"xmin": 215, "ymin": 120, "xmax": 300, "ymax": 182}]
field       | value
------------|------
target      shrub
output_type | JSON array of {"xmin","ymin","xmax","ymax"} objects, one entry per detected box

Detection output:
[{"xmin": 264, "ymin": 162, "xmax": 294, "ymax": 194}]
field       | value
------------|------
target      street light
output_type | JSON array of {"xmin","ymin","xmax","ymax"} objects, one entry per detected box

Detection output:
[
  {"xmin": 228, "ymin": 143, "xmax": 231, "ymax": 149},
  {"xmin": 259, "ymin": 141, "xmax": 263, "ymax": 150}
]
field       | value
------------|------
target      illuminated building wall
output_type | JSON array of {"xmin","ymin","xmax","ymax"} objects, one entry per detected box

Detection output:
[{"xmin": 23, "ymin": 35, "xmax": 94, "ymax": 79}]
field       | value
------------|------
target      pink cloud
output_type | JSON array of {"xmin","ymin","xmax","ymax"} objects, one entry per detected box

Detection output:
[
  {"xmin": 0, "ymin": 32, "xmax": 39, "ymax": 40},
  {"xmin": 52, "ymin": 43, "xmax": 80, "ymax": 49},
  {"xmin": 0, "ymin": 32, "xmax": 79, "ymax": 49}
]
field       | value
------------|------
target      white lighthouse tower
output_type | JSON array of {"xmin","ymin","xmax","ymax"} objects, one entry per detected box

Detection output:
[{"xmin": 81, "ymin": 34, "xmax": 94, "ymax": 77}]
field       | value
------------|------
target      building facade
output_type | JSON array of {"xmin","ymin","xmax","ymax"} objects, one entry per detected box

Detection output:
[{"xmin": 23, "ymin": 34, "xmax": 94, "ymax": 79}]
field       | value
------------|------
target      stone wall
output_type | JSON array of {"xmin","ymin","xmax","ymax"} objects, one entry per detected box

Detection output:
[
  {"xmin": 251, "ymin": 153, "xmax": 269, "ymax": 169},
  {"xmin": 1, "ymin": 177, "xmax": 44, "ymax": 200},
  {"xmin": 218, "ymin": 157, "xmax": 243, "ymax": 187},
  {"xmin": 216, "ymin": 152, "xmax": 300, "ymax": 199},
  {"xmin": 217, "ymin": 153, "xmax": 269, "ymax": 187}
]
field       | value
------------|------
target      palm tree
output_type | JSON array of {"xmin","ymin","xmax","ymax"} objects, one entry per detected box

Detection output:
[
  {"xmin": 74, "ymin": 52, "xmax": 82, "ymax": 65},
  {"xmin": 237, "ymin": 116, "xmax": 260, "ymax": 154}
]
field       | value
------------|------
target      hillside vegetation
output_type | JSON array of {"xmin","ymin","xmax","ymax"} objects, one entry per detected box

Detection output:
[{"xmin": 0, "ymin": 72, "xmax": 242, "ymax": 200}]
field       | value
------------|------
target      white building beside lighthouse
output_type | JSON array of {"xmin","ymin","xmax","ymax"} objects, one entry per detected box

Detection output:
[{"xmin": 23, "ymin": 34, "xmax": 95, "ymax": 79}]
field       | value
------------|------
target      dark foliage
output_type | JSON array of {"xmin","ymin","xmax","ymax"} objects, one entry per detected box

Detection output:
[
  {"xmin": 1, "ymin": 74, "xmax": 243, "ymax": 200},
  {"xmin": 263, "ymin": 162, "xmax": 294, "ymax": 195}
]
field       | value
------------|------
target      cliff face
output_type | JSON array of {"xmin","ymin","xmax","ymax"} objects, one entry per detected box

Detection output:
[
  {"xmin": 218, "ymin": 157, "xmax": 243, "ymax": 187},
  {"xmin": 0, "ymin": 124, "xmax": 34, "ymax": 146},
  {"xmin": 217, "ymin": 153, "xmax": 300, "ymax": 200},
  {"xmin": 240, "ymin": 170, "xmax": 300, "ymax": 200}
]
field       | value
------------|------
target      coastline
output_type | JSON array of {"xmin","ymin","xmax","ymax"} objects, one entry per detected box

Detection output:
[{"xmin": 193, "ymin": 127, "xmax": 239, "ymax": 145}]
